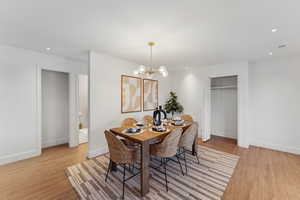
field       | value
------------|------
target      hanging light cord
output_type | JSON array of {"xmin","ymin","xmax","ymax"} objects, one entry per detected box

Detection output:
[{"xmin": 150, "ymin": 44, "xmax": 153, "ymax": 70}]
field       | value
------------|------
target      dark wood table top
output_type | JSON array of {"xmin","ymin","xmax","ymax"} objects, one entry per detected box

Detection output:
[{"xmin": 110, "ymin": 122, "xmax": 192, "ymax": 143}]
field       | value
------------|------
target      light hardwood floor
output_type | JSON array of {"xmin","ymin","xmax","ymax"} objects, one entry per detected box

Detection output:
[{"xmin": 0, "ymin": 136, "xmax": 299, "ymax": 200}]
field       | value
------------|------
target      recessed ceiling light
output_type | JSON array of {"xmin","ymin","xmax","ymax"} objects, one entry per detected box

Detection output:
[
  {"xmin": 269, "ymin": 52, "xmax": 273, "ymax": 55},
  {"xmin": 278, "ymin": 44, "xmax": 287, "ymax": 48},
  {"xmin": 46, "ymin": 47, "xmax": 51, "ymax": 51},
  {"xmin": 271, "ymin": 28, "xmax": 278, "ymax": 33}
]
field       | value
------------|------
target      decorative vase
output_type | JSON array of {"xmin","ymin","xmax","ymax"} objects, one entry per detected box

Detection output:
[{"xmin": 153, "ymin": 105, "xmax": 167, "ymax": 126}]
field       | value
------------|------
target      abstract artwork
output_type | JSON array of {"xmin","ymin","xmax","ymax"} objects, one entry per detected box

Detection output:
[
  {"xmin": 143, "ymin": 79, "xmax": 158, "ymax": 111},
  {"xmin": 121, "ymin": 75, "xmax": 142, "ymax": 113}
]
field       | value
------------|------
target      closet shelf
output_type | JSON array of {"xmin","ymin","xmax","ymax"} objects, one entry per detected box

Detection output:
[{"xmin": 211, "ymin": 85, "xmax": 237, "ymax": 90}]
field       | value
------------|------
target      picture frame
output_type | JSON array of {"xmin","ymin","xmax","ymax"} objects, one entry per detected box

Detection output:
[
  {"xmin": 143, "ymin": 78, "xmax": 158, "ymax": 111},
  {"xmin": 121, "ymin": 75, "xmax": 142, "ymax": 113}
]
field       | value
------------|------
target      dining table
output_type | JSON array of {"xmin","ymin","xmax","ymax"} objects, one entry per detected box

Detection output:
[{"xmin": 109, "ymin": 120, "xmax": 198, "ymax": 197}]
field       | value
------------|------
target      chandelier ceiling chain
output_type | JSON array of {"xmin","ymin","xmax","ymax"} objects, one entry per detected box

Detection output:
[{"xmin": 134, "ymin": 42, "xmax": 168, "ymax": 78}]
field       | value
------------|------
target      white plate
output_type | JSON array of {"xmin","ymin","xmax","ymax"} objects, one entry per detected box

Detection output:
[
  {"xmin": 151, "ymin": 128, "xmax": 169, "ymax": 133},
  {"xmin": 122, "ymin": 129, "xmax": 144, "ymax": 135}
]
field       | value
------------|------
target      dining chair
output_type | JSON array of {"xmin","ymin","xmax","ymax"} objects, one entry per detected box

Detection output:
[
  {"xmin": 178, "ymin": 122, "xmax": 200, "ymax": 174},
  {"xmin": 121, "ymin": 118, "xmax": 137, "ymax": 127},
  {"xmin": 143, "ymin": 115, "xmax": 153, "ymax": 124},
  {"xmin": 104, "ymin": 130, "xmax": 140, "ymax": 199},
  {"xmin": 120, "ymin": 118, "xmax": 139, "ymax": 147},
  {"xmin": 181, "ymin": 114, "xmax": 193, "ymax": 122},
  {"xmin": 150, "ymin": 128, "xmax": 184, "ymax": 192}
]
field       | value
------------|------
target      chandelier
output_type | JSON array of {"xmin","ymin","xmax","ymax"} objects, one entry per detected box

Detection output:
[{"xmin": 134, "ymin": 42, "xmax": 168, "ymax": 78}]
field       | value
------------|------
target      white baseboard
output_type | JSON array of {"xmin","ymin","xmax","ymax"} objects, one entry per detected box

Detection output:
[
  {"xmin": 0, "ymin": 149, "xmax": 41, "ymax": 166},
  {"xmin": 238, "ymin": 141, "xmax": 249, "ymax": 149},
  {"xmin": 251, "ymin": 140, "xmax": 300, "ymax": 155},
  {"xmin": 88, "ymin": 146, "xmax": 108, "ymax": 158},
  {"xmin": 212, "ymin": 132, "xmax": 237, "ymax": 140},
  {"xmin": 42, "ymin": 137, "xmax": 68, "ymax": 148}
]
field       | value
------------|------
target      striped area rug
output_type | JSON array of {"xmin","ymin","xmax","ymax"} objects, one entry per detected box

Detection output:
[{"xmin": 65, "ymin": 145, "xmax": 239, "ymax": 200}]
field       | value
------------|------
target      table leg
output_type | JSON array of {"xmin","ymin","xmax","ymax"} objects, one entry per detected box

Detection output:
[{"xmin": 140, "ymin": 141, "xmax": 150, "ymax": 196}]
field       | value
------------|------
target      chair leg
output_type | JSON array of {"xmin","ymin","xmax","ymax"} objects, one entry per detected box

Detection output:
[
  {"xmin": 176, "ymin": 154, "xmax": 184, "ymax": 176},
  {"xmin": 122, "ymin": 164, "xmax": 126, "ymax": 199},
  {"xmin": 105, "ymin": 160, "xmax": 112, "ymax": 182},
  {"xmin": 195, "ymin": 152, "xmax": 200, "ymax": 164},
  {"xmin": 183, "ymin": 149, "xmax": 187, "ymax": 174},
  {"xmin": 163, "ymin": 158, "xmax": 168, "ymax": 192}
]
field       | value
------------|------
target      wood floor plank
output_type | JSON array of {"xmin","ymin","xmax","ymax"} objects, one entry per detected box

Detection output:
[{"xmin": 0, "ymin": 137, "xmax": 299, "ymax": 200}]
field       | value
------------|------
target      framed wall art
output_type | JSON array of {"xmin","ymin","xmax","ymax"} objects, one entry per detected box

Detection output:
[
  {"xmin": 143, "ymin": 79, "xmax": 158, "ymax": 111},
  {"xmin": 121, "ymin": 75, "xmax": 142, "ymax": 113}
]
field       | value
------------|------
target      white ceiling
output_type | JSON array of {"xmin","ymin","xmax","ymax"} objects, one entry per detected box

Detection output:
[{"xmin": 1, "ymin": 0, "xmax": 300, "ymax": 67}]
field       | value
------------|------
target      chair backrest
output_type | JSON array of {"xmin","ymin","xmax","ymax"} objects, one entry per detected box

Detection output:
[
  {"xmin": 143, "ymin": 115, "xmax": 153, "ymax": 124},
  {"xmin": 155, "ymin": 128, "xmax": 183, "ymax": 158},
  {"xmin": 121, "ymin": 118, "xmax": 137, "ymax": 127},
  {"xmin": 179, "ymin": 122, "xmax": 198, "ymax": 150},
  {"xmin": 181, "ymin": 114, "xmax": 193, "ymax": 122},
  {"xmin": 104, "ymin": 130, "xmax": 135, "ymax": 164}
]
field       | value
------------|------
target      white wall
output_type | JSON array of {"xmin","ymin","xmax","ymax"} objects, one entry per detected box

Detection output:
[
  {"xmin": 79, "ymin": 75, "xmax": 89, "ymax": 128},
  {"xmin": 172, "ymin": 57, "xmax": 300, "ymax": 154},
  {"xmin": 89, "ymin": 51, "xmax": 172, "ymax": 158},
  {"xmin": 0, "ymin": 63, "xmax": 38, "ymax": 164},
  {"xmin": 171, "ymin": 62, "xmax": 249, "ymax": 147},
  {"xmin": 42, "ymin": 70, "xmax": 69, "ymax": 148},
  {"xmin": 249, "ymin": 57, "xmax": 300, "ymax": 154},
  {"xmin": 0, "ymin": 45, "xmax": 87, "ymax": 165}
]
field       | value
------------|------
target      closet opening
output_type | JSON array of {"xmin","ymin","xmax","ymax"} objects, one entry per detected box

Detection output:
[
  {"xmin": 210, "ymin": 75, "xmax": 238, "ymax": 144},
  {"xmin": 41, "ymin": 70, "xmax": 70, "ymax": 149}
]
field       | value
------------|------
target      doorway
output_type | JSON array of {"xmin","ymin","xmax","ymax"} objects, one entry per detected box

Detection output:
[
  {"xmin": 210, "ymin": 76, "xmax": 238, "ymax": 142},
  {"xmin": 78, "ymin": 75, "xmax": 89, "ymax": 144},
  {"xmin": 40, "ymin": 69, "xmax": 89, "ymax": 153},
  {"xmin": 41, "ymin": 70, "xmax": 69, "ymax": 148}
]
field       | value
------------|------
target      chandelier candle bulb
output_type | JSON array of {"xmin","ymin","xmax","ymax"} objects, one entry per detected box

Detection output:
[
  {"xmin": 139, "ymin": 65, "xmax": 146, "ymax": 72},
  {"xmin": 134, "ymin": 70, "xmax": 139, "ymax": 75},
  {"xmin": 159, "ymin": 66, "xmax": 166, "ymax": 73}
]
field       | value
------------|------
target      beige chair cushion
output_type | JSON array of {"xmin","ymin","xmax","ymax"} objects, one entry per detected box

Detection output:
[
  {"xmin": 104, "ymin": 130, "xmax": 137, "ymax": 164},
  {"xmin": 121, "ymin": 118, "xmax": 137, "ymax": 127},
  {"xmin": 143, "ymin": 115, "xmax": 153, "ymax": 124},
  {"xmin": 179, "ymin": 122, "xmax": 198, "ymax": 151},
  {"xmin": 181, "ymin": 114, "xmax": 193, "ymax": 122},
  {"xmin": 150, "ymin": 128, "xmax": 183, "ymax": 158}
]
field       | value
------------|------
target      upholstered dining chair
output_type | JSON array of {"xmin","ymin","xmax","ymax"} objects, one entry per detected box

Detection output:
[
  {"xmin": 150, "ymin": 128, "xmax": 184, "ymax": 192},
  {"xmin": 120, "ymin": 118, "xmax": 140, "ymax": 147},
  {"xmin": 181, "ymin": 114, "xmax": 193, "ymax": 122},
  {"xmin": 104, "ymin": 130, "xmax": 139, "ymax": 199},
  {"xmin": 143, "ymin": 115, "xmax": 153, "ymax": 124},
  {"xmin": 121, "ymin": 118, "xmax": 137, "ymax": 127},
  {"xmin": 178, "ymin": 122, "xmax": 200, "ymax": 174}
]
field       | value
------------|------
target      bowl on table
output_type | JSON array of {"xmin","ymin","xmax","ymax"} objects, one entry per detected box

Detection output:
[
  {"xmin": 171, "ymin": 119, "xmax": 185, "ymax": 126},
  {"xmin": 172, "ymin": 116, "xmax": 182, "ymax": 121},
  {"xmin": 152, "ymin": 127, "xmax": 167, "ymax": 132},
  {"xmin": 135, "ymin": 121, "xmax": 145, "ymax": 127},
  {"xmin": 123, "ymin": 128, "xmax": 141, "ymax": 134}
]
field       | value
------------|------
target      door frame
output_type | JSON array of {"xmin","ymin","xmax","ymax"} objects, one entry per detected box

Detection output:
[
  {"xmin": 202, "ymin": 72, "xmax": 248, "ymax": 148},
  {"xmin": 207, "ymin": 75, "xmax": 238, "ymax": 141},
  {"xmin": 36, "ymin": 67, "xmax": 80, "ymax": 153}
]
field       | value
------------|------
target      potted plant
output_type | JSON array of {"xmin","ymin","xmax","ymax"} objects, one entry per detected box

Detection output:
[{"xmin": 164, "ymin": 91, "xmax": 184, "ymax": 117}]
